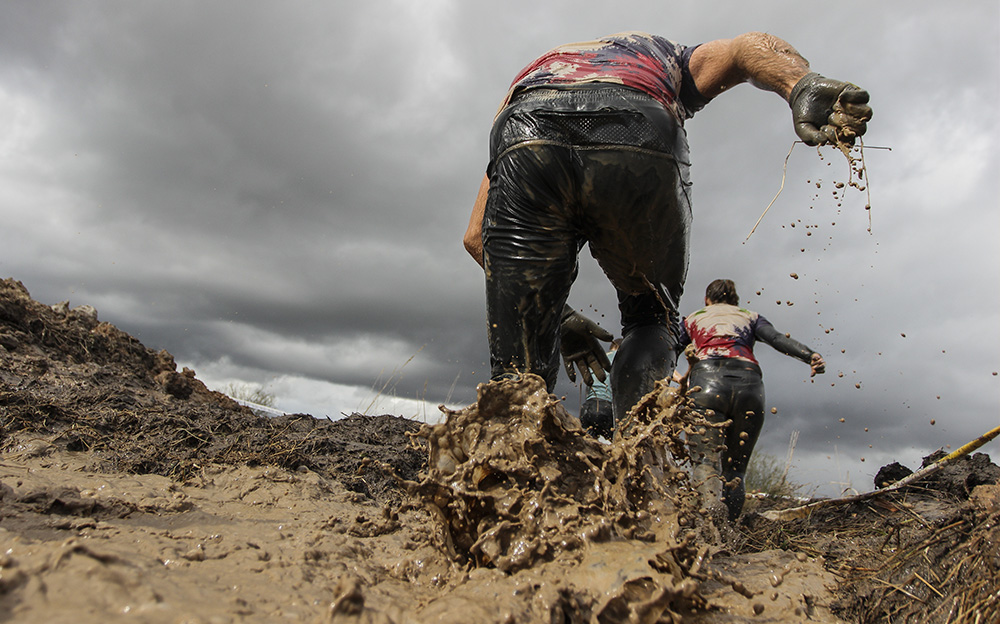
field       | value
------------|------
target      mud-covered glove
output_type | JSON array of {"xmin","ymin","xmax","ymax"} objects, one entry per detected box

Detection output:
[
  {"xmin": 809, "ymin": 353, "xmax": 826, "ymax": 377},
  {"xmin": 559, "ymin": 306, "xmax": 613, "ymax": 386},
  {"xmin": 789, "ymin": 72, "xmax": 872, "ymax": 146}
]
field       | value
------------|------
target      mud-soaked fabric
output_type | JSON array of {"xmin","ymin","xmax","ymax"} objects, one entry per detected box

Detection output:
[
  {"xmin": 499, "ymin": 32, "xmax": 710, "ymax": 121},
  {"xmin": 584, "ymin": 348, "xmax": 615, "ymax": 402},
  {"xmin": 687, "ymin": 358, "xmax": 765, "ymax": 519},
  {"xmin": 680, "ymin": 303, "xmax": 817, "ymax": 366},
  {"xmin": 484, "ymin": 85, "xmax": 692, "ymax": 395},
  {"xmin": 611, "ymin": 323, "xmax": 678, "ymax": 424},
  {"xmin": 580, "ymin": 396, "xmax": 613, "ymax": 439},
  {"xmin": 681, "ymin": 304, "xmax": 768, "ymax": 365}
]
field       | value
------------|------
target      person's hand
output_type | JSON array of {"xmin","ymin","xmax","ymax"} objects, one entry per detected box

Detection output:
[
  {"xmin": 560, "ymin": 309, "xmax": 613, "ymax": 385},
  {"xmin": 789, "ymin": 73, "xmax": 872, "ymax": 146},
  {"xmin": 809, "ymin": 353, "xmax": 826, "ymax": 377}
]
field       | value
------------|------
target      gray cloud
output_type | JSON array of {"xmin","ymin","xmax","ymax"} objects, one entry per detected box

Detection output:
[{"xmin": 2, "ymin": 1, "xmax": 997, "ymax": 496}]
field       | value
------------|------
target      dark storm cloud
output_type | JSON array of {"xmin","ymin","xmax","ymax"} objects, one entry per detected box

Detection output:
[{"xmin": 1, "ymin": 1, "xmax": 997, "ymax": 495}]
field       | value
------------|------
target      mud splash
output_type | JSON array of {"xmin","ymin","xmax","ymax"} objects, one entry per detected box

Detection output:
[{"xmin": 407, "ymin": 373, "xmax": 753, "ymax": 621}]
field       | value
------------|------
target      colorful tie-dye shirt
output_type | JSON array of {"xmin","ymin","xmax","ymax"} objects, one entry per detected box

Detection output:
[
  {"xmin": 680, "ymin": 304, "xmax": 774, "ymax": 365},
  {"xmin": 501, "ymin": 31, "xmax": 708, "ymax": 121}
]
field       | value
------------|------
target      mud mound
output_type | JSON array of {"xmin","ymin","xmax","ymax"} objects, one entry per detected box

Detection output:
[
  {"xmin": 736, "ymin": 452, "xmax": 1000, "ymax": 623},
  {"xmin": 0, "ymin": 278, "xmax": 423, "ymax": 503},
  {"xmin": 3, "ymin": 276, "xmax": 998, "ymax": 623}
]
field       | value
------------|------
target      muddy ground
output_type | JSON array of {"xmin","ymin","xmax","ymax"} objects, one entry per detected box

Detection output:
[{"xmin": 0, "ymin": 277, "xmax": 997, "ymax": 623}]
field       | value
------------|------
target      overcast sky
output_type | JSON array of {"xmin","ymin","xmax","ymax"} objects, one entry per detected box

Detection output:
[{"xmin": 2, "ymin": 1, "xmax": 997, "ymax": 496}]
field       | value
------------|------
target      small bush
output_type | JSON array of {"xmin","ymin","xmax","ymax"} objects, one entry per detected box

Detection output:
[
  {"xmin": 744, "ymin": 451, "xmax": 806, "ymax": 500},
  {"xmin": 223, "ymin": 382, "xmax": 275, "ymax": 407}
]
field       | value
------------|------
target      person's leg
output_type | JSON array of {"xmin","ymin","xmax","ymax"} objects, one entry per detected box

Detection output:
[
  {"xmin": 721, "ymin": 369, "xmax": 766, "ymax": 520},
  {"xmin": 580, "ymin": 397, "xmax": 614, "ymax": 439},
  {"xmin": 686, "ymin": 360, "xmax": 735, "ymax": 512},
  {"xmin": 611, "ymin": 292, "xmax": 678, "ymax": 423},
  {"xmin": 483, "ymin": 141, "xmax": 581, "ymax": 390},
  {"xmin": 576, "ymin": 144, "xmax": 691, "ymax": 420}
]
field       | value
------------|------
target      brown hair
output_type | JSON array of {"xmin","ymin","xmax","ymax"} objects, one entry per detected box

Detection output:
[{"xmin": 705, "ymin": 279, "xmax": 739, "ymax": 305}]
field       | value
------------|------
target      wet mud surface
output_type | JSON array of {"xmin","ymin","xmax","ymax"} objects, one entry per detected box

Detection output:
[{"xmin": 1, "ymin": 277, "xmax": 997, "ymax": 623}]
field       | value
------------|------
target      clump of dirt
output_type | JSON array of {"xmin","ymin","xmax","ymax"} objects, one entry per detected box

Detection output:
[{"xmin": 0, "ymin": 277, "xmax": 422, "ymax": 503}]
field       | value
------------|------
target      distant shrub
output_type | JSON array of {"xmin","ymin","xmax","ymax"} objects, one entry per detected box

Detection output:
[
  {"xmin": 223, "ymin": 382, "xmax": 275, "ymax": 408},
  {"xmin": 744, "ymin": 451, "xmax": 806, "ymax": 500}
]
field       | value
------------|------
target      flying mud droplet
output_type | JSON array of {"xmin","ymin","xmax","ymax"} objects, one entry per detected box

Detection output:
[
  {"xmin": 770, "ymin": 407, "xmax": 777, "ymax": 414},
  {"xmin": 930, "ymin": 419, "xmax": 936, "ymax": 426},
  {"xmin": 789, "ymin": 273, "xmax": 799, "ymax": 280}
]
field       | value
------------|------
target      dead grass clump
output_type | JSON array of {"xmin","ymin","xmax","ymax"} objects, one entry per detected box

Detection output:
[
  {"xmin": 734, "ymin": 467, "xmax": 999, "ymax": 624},
  {"xmin": 831, "ymin": 489, "xmax": 999, "ymax": 624}
]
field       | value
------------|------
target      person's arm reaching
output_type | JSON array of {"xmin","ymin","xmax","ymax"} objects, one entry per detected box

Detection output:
[
  {"xmin": 755, "ymin": 321, "xmax": 826, "ymax": 377},
  {"xmin": 463, "ymin": 173, "xmax": 489, "ymax": 268},
  {"xmin": 688, "ymin": 32, "xmax": 871, "ymax": 146}
]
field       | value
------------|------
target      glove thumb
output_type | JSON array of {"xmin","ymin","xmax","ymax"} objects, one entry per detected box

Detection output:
[{"xmin": 793, "ymin": 122, "xmax": 828, "ymax": 146}]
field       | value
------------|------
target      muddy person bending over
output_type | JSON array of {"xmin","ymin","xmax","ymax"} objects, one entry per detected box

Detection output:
[
  {"xmin": 464, "ymin": 32, "xmax": 870, "ymax": 422},
  {"xmin": 674, "ymin": 279, "xmax": 825, "ymax": 520}
]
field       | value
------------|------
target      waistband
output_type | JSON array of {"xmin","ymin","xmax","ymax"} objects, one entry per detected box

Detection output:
[
  {"xmin": 509, "ymin": 84, "xmax": 659, "ymax": 107},
  {"xmin": 691, "ymin": 358, "xmax": 762, "ymax": 376}
]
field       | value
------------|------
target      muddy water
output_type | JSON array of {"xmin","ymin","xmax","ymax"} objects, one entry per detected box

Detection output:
[{"xmin": 0, "ymin": 375, "xmax": 845, "ymax": 623}]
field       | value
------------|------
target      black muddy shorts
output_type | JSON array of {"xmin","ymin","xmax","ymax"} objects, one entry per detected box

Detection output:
[
  {"xmin": 687, "ymin": 358, "xmax": 766, "ymax": 518},
  {"xmin": 687, "ymin": 358, "xmax": 766, "ymax": 477},
  {"xmin": 483, "ymin": 85, "xmax": 693, "ymax": 387}
]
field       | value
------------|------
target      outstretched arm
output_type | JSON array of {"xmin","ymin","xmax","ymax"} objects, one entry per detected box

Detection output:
[
  {"xmin": 755, "ymin": 322, "xmax": 825, "ymax": 377},
  {"xmin": 688, "ymin": 32, "xmax": 810, "ymax": 100},
  {"xmin": 463, "ymin": 173, "xmax": 489, "ymax": 268},
  {"xmin": 689, "ymin": 32, "xmax": 871, "ymax": 146}
]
